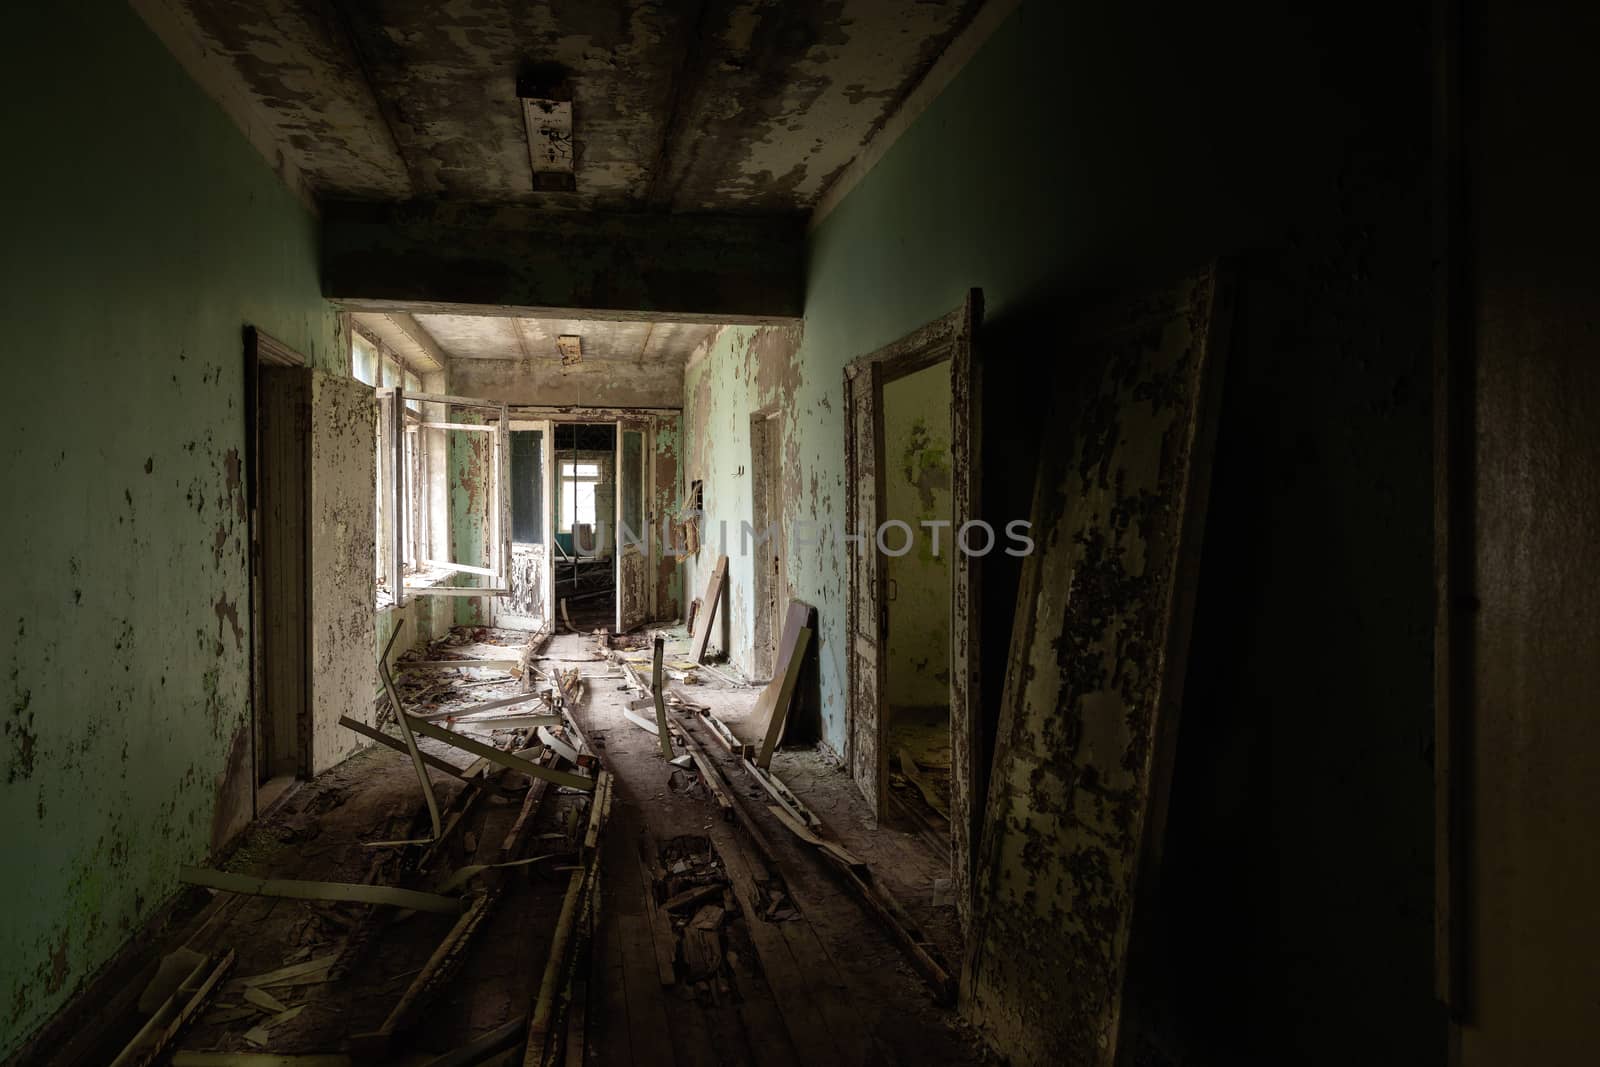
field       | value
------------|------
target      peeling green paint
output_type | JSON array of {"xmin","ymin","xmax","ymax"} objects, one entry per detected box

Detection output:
[
  {"xmin": 884, "ymin": 364, "xmax": 953, "ymax": 707},
  {"xmin": 0, "ymin": 2, "xmax": 338, "ymax": 1054}
]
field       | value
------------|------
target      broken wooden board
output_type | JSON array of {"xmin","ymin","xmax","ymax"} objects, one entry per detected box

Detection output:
[
  {"xmin": 417, "ymin": 689, "xmax": 554, "ymax": 722},
  {"xmin": 897, "ymin": 748, "xmax": 951, "ymax": 820},
  {"xmin": 110, "ymin": 950, "xmax": 234, "ymax": 1067},
  {"xmin": 231, "ymin": 954, "xmax": 338, "ymax": 989},
  {"xmin": 179, "ymin": 868, "xmax": 461, "ymax": 915},
  {"xmin": 650, "ymin": 635, "xmax": 673, "ymax": 759},
  {"xmin": 173, "ymin": 1055, "xmax": 351, "ymax": 1066},
  {"xmin": 537, "ymin": 725, "xmax": 580, "ymax": 766},
  {"xmin": 525, "ymin": 774, "xmax": 612, "ymax": 1066},
  {"xmin": 763, "ymin": 803, "xmax": 955, "ymax": 1004},
  {"xmin": 688, "ymin": 555, "xmax": 728, "ymax": 663},
  {"xmin": 404, "ymin": 713, "xmax": 595, "ymax": 792},
  {"xmin": 754, "ymin": 621, "xmax": 814, "ymax": 769},
  {"xmin": 636, "ymin": 834, "xmax": 678, "ymax": 988},
  {"xmin": 338, "ymin": 716, "xmax": 483, "ymax": 785},
  {"xmin": 698, "ymin": 709, "xmax": 753, "ymax": 760},
  {"xmin": 401, "ymin": 658, "xmax": 522, "ymax": 671},
  {"xmin": 964, "ymin": 265, "xmax": 1234, "ymax": 1066},
  {"xmin": 378, "ymin": 621, "xmax": 442, "ymax": 841}
]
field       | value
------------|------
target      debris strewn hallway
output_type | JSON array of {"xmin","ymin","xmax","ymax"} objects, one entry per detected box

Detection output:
[{"xmin": 7, "ymin": 0, "xmax": 1600, "ymax": 1064}]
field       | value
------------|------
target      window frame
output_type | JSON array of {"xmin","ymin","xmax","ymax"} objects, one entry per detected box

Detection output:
[
  {"xmin": 357, "ymin": 320, "xmax": 510, "ymax": 606},
  {"xmin": 559, "ymin": 460, "xmax": 602, "ymax": 534}
]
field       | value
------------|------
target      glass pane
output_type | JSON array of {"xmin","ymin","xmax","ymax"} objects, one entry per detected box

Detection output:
[
  {"xmin": 405, "ymin": 371, "xmax": 421, "ymax": 411},
  {"xmin": 576, "ymin": 482, "xmax": 596, "ymax": 526},
  {"xmin": 511, "ymin": 430, "xmax": 544, "ymax": 544},
  {"xmin": 353, "ymin": 334, "xmax": 378, "ymax": 386},
  {"xmin": 621, "ymin": 430, "xmax": 643, "ymax": 535}
]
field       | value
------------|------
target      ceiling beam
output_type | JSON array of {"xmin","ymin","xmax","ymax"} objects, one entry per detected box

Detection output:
[
  {"xmin": 323, "ymin": 202, "xmax": 806, "ymax": 323},
  {"xmin": 352, "ymin": 311, "xmax": 449, "ymax": 373}
]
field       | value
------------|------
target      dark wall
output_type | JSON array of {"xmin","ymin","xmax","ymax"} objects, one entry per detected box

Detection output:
[{"xmin": 957, "ymin": 2, "xmax": 1439, "ymax": 1063}]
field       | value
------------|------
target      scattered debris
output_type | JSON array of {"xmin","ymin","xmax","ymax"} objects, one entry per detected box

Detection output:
[{"xmin": 178, "ymin": 869, "xmax": 462, "ymax": 915}]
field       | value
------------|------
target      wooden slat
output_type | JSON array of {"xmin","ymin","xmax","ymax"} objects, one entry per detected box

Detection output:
[
  {"xmin": 650, "ymin": 635, "xmax": 673, "ymax": 759},
  {"xmin": 404, "ymin": 714, "xmax": 596, "ymax": 792},
  {"xmin": 688, "ymin": 556, "xmax": 727, "ymax": 663},
  {"xmin": 338, "ymin": 716, "xmax": 480, "ymax": 784},
  {"xmin": 378, "ymin": 622, "xmax": 442, "ymax": 840}
]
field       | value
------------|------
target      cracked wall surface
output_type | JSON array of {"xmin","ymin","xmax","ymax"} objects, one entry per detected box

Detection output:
[{"xmin": 0, "ymin": 2, "xmax": 340, "ymax": 1054}]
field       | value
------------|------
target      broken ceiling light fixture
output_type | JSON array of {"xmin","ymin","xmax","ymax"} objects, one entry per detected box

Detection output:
[{"xmin": 518, "ymin": 69, "xmax": 576, "ymax": 193}]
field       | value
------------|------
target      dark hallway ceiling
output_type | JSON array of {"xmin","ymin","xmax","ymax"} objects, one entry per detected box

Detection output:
[{"xmin": 164, "ymin": 0, "xmax": 988, "ymax": 212}]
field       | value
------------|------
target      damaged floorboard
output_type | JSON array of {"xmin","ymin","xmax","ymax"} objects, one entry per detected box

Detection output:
[
  {"xmin": 559, "ymin": 630, "xmax": 980, "ymax": 1067},
  {"xmin": 44, "ymin": 626, "xmax": 976, "ymax": 1067}
]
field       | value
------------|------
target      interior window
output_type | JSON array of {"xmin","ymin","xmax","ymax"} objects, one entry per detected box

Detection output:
[
  {"xmin": 561, "ymin": 461, "xmax": 600, "ymax": 532},
  {"xmin": 353, "ymin": 333, "xmax": 378, "ymax": 386}
]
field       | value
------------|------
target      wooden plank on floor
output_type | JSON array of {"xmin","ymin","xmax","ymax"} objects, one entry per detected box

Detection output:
[{"xmin": 701, "ymin": 817, "xmax": 844, "ymax": 1066}]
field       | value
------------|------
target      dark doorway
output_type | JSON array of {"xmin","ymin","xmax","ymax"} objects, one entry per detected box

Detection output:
[
  {"xmin": 247, "ymin": 329, "xmax": 311, "ymax": 811},
  {"xmin": 553, "ymin": 422, "xmax": 617, "ymax": 631}
]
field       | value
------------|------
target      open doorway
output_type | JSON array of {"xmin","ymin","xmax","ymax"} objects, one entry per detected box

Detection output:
[
  {"xmin": 882, "ymin": 363, "xmax": 954, "ymax": 852},
  {"xmin": 496, "ymin": 420, "xmax": 554, "ymax": 632},
  {"xmin": 553, "ymin": 422, "xmax": 616, "ymax": 630},
  {"xmin": 844, "ymin": 291, "xmax": 981, "ymax": 924}
]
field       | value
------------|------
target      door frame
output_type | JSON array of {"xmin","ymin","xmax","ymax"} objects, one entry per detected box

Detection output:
[
  {"xmin": 244, "ymin": 326, "xmax": 312, "ymax": 812},
  {"xmin": 843, "ymin": 290, "xmax": 983, "ymax": 923},
  {"xmin": 494, "ymin": 419, "xmax": 555, "ymax": 631},
  {"xmin": 615, "ymin": 418, "xmax": 652, "ymax": 633},
  {"xmin": 750, "ymin": 407, "xmax": 786, "ymax": 680}
]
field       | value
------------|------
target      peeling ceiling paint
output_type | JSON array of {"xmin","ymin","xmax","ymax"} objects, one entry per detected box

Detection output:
[
  {"xmin": 415, "ymin": 314, "xmax": 716, "ymax": 364},
  {"xmin": 168, "ymin": 0, "xmax": 987, "ymax": 211}
]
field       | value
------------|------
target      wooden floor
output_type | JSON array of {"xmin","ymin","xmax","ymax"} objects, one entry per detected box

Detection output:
[
  {"xmin": 30, "ymin": 627, "xmax": 979, "ymax": 1067},
  {"xmin": 560, "ymin": 631, "xmax": 982, "ymax": 1067}
]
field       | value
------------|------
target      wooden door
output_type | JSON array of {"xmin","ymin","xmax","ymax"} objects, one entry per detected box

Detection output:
[
  {"xmin": 615, "ymin": 420, "xmax": 650, "ymax": 633},
  {"xmin": 962, "ymin": 267, "xmax": 1232, "ymax": 1067},
  {"xmin": 497, "ymin": 420, "xmax": 553, "ymax": 631},
  {"xmin": 257, "ymin": 365, "xmax": 309, "ymax": 781}
]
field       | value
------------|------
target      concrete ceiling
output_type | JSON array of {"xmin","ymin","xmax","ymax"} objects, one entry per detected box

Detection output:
[
  {"xmin": 414, "ymin": 315, "xmax": 717, "ymax": 364},
  {"xmin": 165, "ymin": 0, "xmax": 988, "ymax": 211}
]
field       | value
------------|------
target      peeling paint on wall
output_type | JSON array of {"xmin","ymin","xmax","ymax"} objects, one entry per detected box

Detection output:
[
  {"xmin": 308, "ymin": 373, "xmax": 379, "ymax": 774},
  {"xmin": 0, "ymin": 3, "xmax": 340, "ymax": 1053},
  {"xmin": 883, "ymin": 365, "xmax": 953, "ymax": 707},
  {"xmin": 683, "ymin": 325, "xmax": 818, "ymax": 685}
]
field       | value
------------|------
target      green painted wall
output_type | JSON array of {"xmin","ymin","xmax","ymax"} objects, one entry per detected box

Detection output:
[
  {"xmin": 0, "ymin": 2, "xmax": 339, "ymax": 1054},
  {"xmin": 683, "ymin": 326, "xmax": 805, "ymax": 679},
  {"xmin": 685, "ymin": 0, "xmax": 1435, "ymax": 1061},
  {"xmin": 882, "ymin": 363, "xmax": 952, "ymax": 709}
]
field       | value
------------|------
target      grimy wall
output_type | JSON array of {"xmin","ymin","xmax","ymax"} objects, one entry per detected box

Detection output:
[
  {"xmin": 882, "ymin": 363, "xmax": 953, "ymax": 710},
  {"xmin": 0, "ymin": 3, "xmax": 340, "ymax": 1054},
  {"xmin": 683, "ymin": 0, "xmax": 1438, "ymax": 1061}
]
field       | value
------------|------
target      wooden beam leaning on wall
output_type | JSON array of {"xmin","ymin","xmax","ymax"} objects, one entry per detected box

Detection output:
[
  {"xmin": 689, "ymin": 555, "xmax": 728, "ymax": 664},
  {"xmin": 752, "ymin": 604, "xmax": 815, "ymax": 769}
]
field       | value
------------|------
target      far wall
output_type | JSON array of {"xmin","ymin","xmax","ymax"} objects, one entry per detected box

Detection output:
[{"xmin": 883, "ymin": 362, "xmax": 952, "ymax": 709}]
